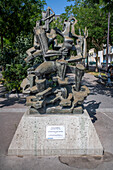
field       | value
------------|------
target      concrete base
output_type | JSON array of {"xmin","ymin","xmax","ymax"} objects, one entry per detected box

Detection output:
[{"xmin": 8, "ymin": 110, "xmax": 103, "ymax": 156}]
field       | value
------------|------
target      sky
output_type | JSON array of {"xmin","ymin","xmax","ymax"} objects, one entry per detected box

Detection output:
[{"xmin": 44, "ymin": 0, "xmax": 74, "ymax": 15}]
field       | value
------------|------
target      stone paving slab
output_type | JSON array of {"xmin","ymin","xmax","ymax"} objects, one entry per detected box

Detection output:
[
  {"xmin": 82, "ymin": 73, "xmax": 113, "ymax": 110},
  {"xmin": 0, "ymin": 108, "xmax": 28, "ymax": 112}
]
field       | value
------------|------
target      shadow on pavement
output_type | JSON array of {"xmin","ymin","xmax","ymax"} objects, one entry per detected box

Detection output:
[
  {"xmin": 82, "ymin": 75, "xmax": 113, "ymax": 98},
  {"xmin": 84, "ymin": 100, "xmax": 101, "ymax": 123},
  {"xmin": 0, "ymin": 98, "xmax": 26, "ymax": 108}
]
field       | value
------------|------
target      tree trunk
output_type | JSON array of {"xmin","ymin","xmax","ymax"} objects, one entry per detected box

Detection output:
[
  {"xmin": 95, "ymin": 54, "xmax": 98, "ymax": 72},
  {"xmin": 86, "ymin": 54, "xmax": 89, "ymax": 70},
  {"xmin": 1, "ymin": 35, "xmax": 4, "ymax": 71},
  {"xmin": 1, "ymin": 34, "xmax": 3, "ymax": 51},
  {"xmin": 106, "ymin": 12, "xmax": 110, "ymax": 70}
]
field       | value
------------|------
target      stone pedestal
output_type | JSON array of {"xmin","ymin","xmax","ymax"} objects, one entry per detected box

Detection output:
[{"xmin": 8, "ymin": 110, "xmax": 103, "ymax": 156}]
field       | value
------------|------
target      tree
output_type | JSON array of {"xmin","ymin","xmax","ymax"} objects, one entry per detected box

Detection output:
[
  {"xmin": 65, "ymin": 0, "xmax": 113, "ymax": 71},
  {"xmin": 85, "ymin": 0, "xmax": 113, "ymax": 69},
  {"xmin": 0, "ymin": 0, "xmax": 46, "ymax": 50},
  {"xmin": 102, "ymin": 0, "xmax": 113, "ymax": 69}
]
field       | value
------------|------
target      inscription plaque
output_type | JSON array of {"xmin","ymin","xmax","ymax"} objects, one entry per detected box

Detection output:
[{"xmin": 46, "ymin": 126, "xmax": 65, "ymax": 139}]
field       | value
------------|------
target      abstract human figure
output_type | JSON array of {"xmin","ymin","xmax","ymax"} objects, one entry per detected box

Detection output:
[
  {"xmin": 70, "ymin": 17, "xmax": 83, "ymax": 57},
  {"xmin": 25, "ymin": 7, "xmax": 56, "ymax": 63},
  {"xmin": 25, "ymin": 21, "xmax": 42, "ymax": 63},
  {"xmin": 35, "ymin": 27, "xmax": 62, "ymax": 61},
  {"xmin": 21, "ymin": 7, "xmax": 90, "ymax": 115},
  {"xmin": 83, "ymin": 27, "xmax": 88, "ymax": 59},
  {"xmin": 41, "ymin": 7, "xmax": 55, "ymax": 32},
  {"xmin": 75, "ymin": 64, "xmax": 85, "ymax": 91}
]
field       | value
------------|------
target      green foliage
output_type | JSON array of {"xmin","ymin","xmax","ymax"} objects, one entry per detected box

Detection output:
[
  {"xmin": 0, "ymin": 0, "xmax": 46, "ymax": 48},
  {"xmin": 14, "ymin": 32, "xmax": 33, "ymax": 64},
  {"xmin": 0, "ymin": 46, "xmax": 16, "ymax": 69},
  {"xmin": 65, "ymin": 0, "xmax": 113, "ymax": 51},
  {"xmin": 32, "ymin": 55, "xmax": 43, "ymax": 65},
  {"xmin": 2, "ymin": 64, "xmax": 29, "ymax": 92},
  {"xmin": 0, "ymin": 0, "xmax": 46, "ymax": 92},
  {"xmin": 0, "ymin": 33, "xmax": 33, "ymax": 68},
  {"xmin": 0, "ymin": 33, "xmax": 34, "ymax": 92}
]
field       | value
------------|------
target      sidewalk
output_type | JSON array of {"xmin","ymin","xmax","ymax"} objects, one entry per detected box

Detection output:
[
  {"xmin": 83, "ymin": 73, "xmax": 113, "ymax": 110},
  {"xmin": 0, "ymin": 83, "xmax": 27, "ymax": 111},
  {"xmin": 0, "ymin": 73, "xmax": 113, "ymax": 170}
]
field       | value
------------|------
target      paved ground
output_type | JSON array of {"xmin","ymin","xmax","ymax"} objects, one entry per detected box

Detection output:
[
  {"xmin": 0, "ymin": 73, "xmax": 113, "ymax": 170},
  {"xmin": 83, "ymin": 73, "xmax": 113, "ymax": 110}
]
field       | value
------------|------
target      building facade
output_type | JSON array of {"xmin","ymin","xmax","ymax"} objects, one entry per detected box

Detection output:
[{"xmin": 88, "ymin": 45, "xmax": 113, "ymax": 67}]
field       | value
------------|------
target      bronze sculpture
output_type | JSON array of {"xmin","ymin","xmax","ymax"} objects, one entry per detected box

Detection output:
[{"xmin": 21, "ymin": 7, "xmax": 89, "ymax": 114}]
